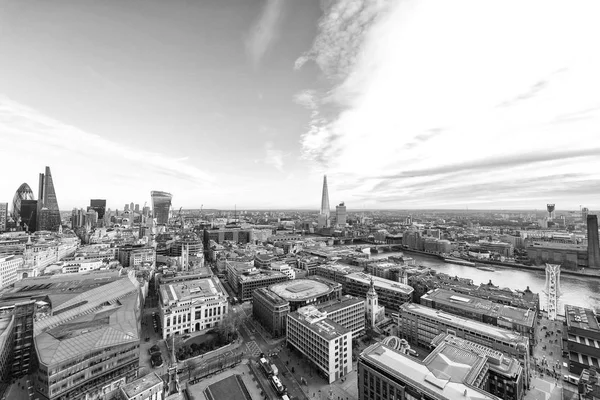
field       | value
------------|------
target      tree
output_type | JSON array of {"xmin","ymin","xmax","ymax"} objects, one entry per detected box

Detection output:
[{"xmin": 215, "ymin": 312, "xmax": 240, "ymax": 343}]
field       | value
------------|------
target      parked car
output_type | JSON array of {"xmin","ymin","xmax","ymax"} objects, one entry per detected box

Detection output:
[
  {"xmin": 151, "ymin": 353, "xmax": 163, "ymax": 368},
  {"xmin": 148, "ymin": 345, "xmax": 160, "ymax": 355}
]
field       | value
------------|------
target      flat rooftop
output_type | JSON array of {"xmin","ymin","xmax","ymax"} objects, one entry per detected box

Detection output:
[
  {"xmin": 347, "ymin": 272, "xmax": 414, "ymax": 295},
  {"xmin": 565, "ymin": 305, "xmax": 600, "ymax": 332},
  {"xmin": 254, "ymin": 287, "xmax": 288, "ymax": 306},
  {"xmin": 269, "ymin": 279, "xmax": 332, "ymax": 301},
  {"xmin": 317, "ymin": 295, "xmax": 364, "ymax": 314},
  {"xmin": 121, "ymin": 373, "xmax": 163, "ymax": 398},
  {"xmin": 238, "ymin": 270, "xmax": 288, "ymax": 282},
  {"xmin": 290, "ymin": 308, "xmax": 350, "ymax": 340},
  {"xmin": 360, "ymin": 343, "xmax": 499, "ymax": 400},
  {"xmin": 401, "ymin": 303, "xmax": 528, "ymax": 345},
  {"xmin": 422, "ymin": 289, "xmax": 536, "ymax": 327},
  {"xmin": 161, "ymin": 277, "xmax": 223, "ymax": 303}
]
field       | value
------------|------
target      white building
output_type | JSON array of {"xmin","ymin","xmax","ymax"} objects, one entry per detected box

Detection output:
[
  {"xmin": 268, "ymin": 262, "xmax": 295, "ymax": 280},
  {"xmin": 286, "ymin": 305, "xmax": 352, "ymax": 383},
  {"xmin": 0, "ymin": 255, "xmax": 22, "ymax": 289},
  {"xmin": 158, "ymin": 277, "xmax": 229, "ymax": 338}
]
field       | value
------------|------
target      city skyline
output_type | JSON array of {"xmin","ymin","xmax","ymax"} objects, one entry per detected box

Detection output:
[{"xmin": 1, "ymin": 1, "xmax": 600, "ymax": 210}]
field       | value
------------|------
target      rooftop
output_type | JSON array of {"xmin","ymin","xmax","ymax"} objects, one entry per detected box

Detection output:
[
  {"xmin": 317, "ymin": 295, "xmax": 364, "ymax": 314},
  {"xmin": 121, "ymin": 373, "xmax": 163, "ymax": 398},
  {"xmin": 254, "ymin": 287, "xmax": 289, "ymax": 306},
  {"xmin": 347, "ymin": 272, "xmax": 414, "ymax": 295},
  {"xmin": 401, "ymin": 303, "xmax": 528, "ymax": 346},
  {"xmin": 238, "ymin": 270, "xmax": 288, "ymax": 283},
  {"xmin": 422, "ymin": 289, "xmax": 536, "ymax": 327},
  {"xmin": 360, "ymin": 343, "xmax": 499, "ymax": 400},
  {"xmin": 269, "ymin": 279, "xmax": 332, "ymax": 301},
  {"xmin": 160, "ymin": 277, "xmax": 224, "ymax": 304},
  {"xmin": 565, "ymin": 305, "xmax": 600, "ymax": 331},
  {"xmin": 290, "ymin": 307, "xmax": 351, "ymax": 340}
]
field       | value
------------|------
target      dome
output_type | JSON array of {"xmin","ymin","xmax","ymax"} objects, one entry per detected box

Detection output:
[{"xmin": 11, "ymin": 182, "xmax": 35, "ymax": 219}]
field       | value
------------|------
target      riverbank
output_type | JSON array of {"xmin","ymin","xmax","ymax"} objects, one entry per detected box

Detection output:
[{"xmin": 398, "ymin": 247, "xmax": 600, "ymax": 279}]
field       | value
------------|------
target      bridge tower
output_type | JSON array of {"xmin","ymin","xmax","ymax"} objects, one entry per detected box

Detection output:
[{"xmin": 544, "ymin": 263, "xmax": 562, "ymax": 320}]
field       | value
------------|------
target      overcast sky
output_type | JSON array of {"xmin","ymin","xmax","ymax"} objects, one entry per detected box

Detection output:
[{"xmin": 1, "ymin": 0, "xmax": 599, "ymax": 211}]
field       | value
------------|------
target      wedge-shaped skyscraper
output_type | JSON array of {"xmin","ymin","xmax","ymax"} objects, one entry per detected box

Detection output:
[{"xmin": 37, "ymin": 166, "xmax": 61, "ymax": 231}]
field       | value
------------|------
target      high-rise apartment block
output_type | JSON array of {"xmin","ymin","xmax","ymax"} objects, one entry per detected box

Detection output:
[
  {"xmin": 89, "ymin": 199, "xmax": 106, "ymax": 227},
  {"xmin": 564, "ymin": 304, "xmax": 600, "ymax": 375},
  {"xmin": 37, "ymin": 166, "xmax": 61, "ymax": 231},
  {"xmin": 151, "ymin": 191, "xmax": 172, "ymax": 225},
  {"xmin": 0, "ymin": 255, "xmax": 22, "ymax": 290}
]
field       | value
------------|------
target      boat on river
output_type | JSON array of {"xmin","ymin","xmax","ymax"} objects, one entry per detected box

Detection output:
[{"xmin": 475, "ymin": 263, "xmax": 495, "ymax": 272}]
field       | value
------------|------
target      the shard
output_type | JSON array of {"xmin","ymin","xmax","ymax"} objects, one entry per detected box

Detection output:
[
  {"xmin": 319, "ymin": 175, "xmax": 331, "ymax": 228},
  {"xmin": 37, "ymin": 166, "xmax": 62, "ymax": 231}
]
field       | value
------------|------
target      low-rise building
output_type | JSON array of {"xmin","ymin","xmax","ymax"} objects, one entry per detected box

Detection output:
[
  {"xmin": 287, "ymin": 306, "xmax": 352, "ymax": 383},
  {"xmin": 420, "ymin": 288, "xmax": 536, "ymax": 353},
  {"xmin": 159, "ymin": 277, "xmax": 228, "ymax": 338},
  {"xmin": 120, "ymin": 372, "xmax": 164, "ymax": 400},
  {"xmin": 564, "ymin": 304, "xmax": 600, "ymax": 375},
  {"xmin": 398, "ymin": 303, "xmax": 530, "ymax": 388},
  {"xmin": 0, "ymin": 254, "xmax": 22, "ymax": 289},
  {"xmin": 252, "ymin": 287, "xmax": 290, "ymax": 338},
  {"xmin": 358, "ymin": 341, "xmax": 508, "ymax": 400}
]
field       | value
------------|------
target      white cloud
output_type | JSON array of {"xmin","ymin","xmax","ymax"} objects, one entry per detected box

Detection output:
[
  {"xmin": 295, "ymin": 0, "xmax": 600, "ymax": 209},
  {"xmin": 245, "ymin": 0, "xmax": 288, "ymax": 67},
  {"xmin": 0, "ymin": 96, "xmax": 214, "ymax": 208},
  {"xmin": 264, "ymin": 141, "xmax": 285, "ymax": 172}
]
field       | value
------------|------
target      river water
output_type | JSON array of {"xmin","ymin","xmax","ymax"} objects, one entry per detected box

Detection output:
[{"xmin": 370, "ymin": 251, "xmax": 600, "ymax": 313}]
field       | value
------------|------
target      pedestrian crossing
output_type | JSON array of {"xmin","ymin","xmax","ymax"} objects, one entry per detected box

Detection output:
[{"xmin": 246, "ymin": 341, "xmax": 261, "ymax": 357}]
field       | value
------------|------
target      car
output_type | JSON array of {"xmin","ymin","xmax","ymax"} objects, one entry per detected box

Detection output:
[
  {"xmin": 148, "ymin": 345, "xmax": 161, "ymax": 355},
  {"xmin": 145, "ymin": 337, "xmax": 150, "ymax": 342}
]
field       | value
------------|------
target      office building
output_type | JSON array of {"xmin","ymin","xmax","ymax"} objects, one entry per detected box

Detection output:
[
  {"xmin": 89, "ymin": 199, "xmax": 107, "ymax": 227},
  {"xmin": 526, "ymin": 241, "xmax": 588, "ymax": 268},
  {"xmin": 150, "ymin": 191, "xmax": 172, "ymax": 225},
  {"xmin": 588, "ymin": 215, "xmax": 600, "ymax": 268},
  {"xmin": 564, "ymin": 304, "xmax": 600, "ymax": 375},
  {"xmin": 268, "ymin": 278, "xmax": 341, "ymax": 311},
  {"xmin": 117, "ymin": 244, "xmax": 156, "ymax": 268},
  {"xmin": 358, "ymin": 341, "xmax": 511, "ymax": 400},
  {"xmin": 318, "ymin": 175, "xmax": 331, "ymax": 228},
  {"xmin": 420, "ymin": 289, "xmax": 536, "ymax": 353},
  {"xmin": 20, "ymin": 199, "xmax": 38, "ymax": 232},
  {"xmin": 336, "ymin": 202, "xmax": 347, "ymax": 227},
  {"xmin": 0, "ymin": 255, "xmax": 22, "ymax": 290},
  {"xmin": 578, "ymin": 368, "xmax": 600, "ymax": 400},
  {"xmin": 0, "ymin": 299, "xmax": 36, "ymax": 380},
  {"xmin": 226, "ymin": 262, "xmax": 288, "ymax": 301},
  {"xmin": 0, "ymin": 308, "xmax": 14, "ymax": 385},
  {"xmin": 120, "ymin": 372, "xmax": 164, "ymax": 400},
  {"xmin": 344, "ymin": 272, "xmax": 413, "ymax": 312},
  {"xmin": 205, "ymin": 228, "xmax": 252, "ymax": 244},
  {"xmin": 10, "ymin": 183, "xmax": 35, "ymax": 224},
  {"xmin": 37, "ymin": 166, "xmax": 62, "ymax": 231},
  {"xmin": 253, "ymin": 287, "xmax": 291, "ymax": 338},
  {"xmin": 0, "ymin": 203, "xmax": 7, "ymax": 232},
  {"xmin": 398, "ymin": 303, "xmax": 530, "ymax": 387},
  {"xmin": 158, "ymin": 277, "xmax": 228, "ymax": 338},
  {"xmin": 287, "ymin": 305, "xmax": 352, "ymax": 383},
  {"xmin": 317, "ymin": 295, "xmax": 365, "ymax": 338}
]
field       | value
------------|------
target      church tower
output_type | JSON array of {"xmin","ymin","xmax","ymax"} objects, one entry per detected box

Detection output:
[{"xmin": 366, "ymin": 277, "xmax": 380, "ymax": 328}]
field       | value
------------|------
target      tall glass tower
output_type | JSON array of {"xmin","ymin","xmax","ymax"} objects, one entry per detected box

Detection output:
[
  {"xmin": 11, "ymin": 182, "xmax": 35, "ymax": 223},
  {"xmin": 151, "ymin": 191, "xmax": 172, "ymax": 225},
  {"xmin": 37, "ymin": 166, "xmax": 61, "ymax": 231},
  {"xmin": 319, "ymin": 175, "xmax": 331, "ymax": 228}
]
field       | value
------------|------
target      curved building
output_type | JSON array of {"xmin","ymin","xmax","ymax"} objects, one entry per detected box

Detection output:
[
  {"xmin": 268, "ymin": 278, "xmax": 341, "ymax": 311},
  {"xmin": 11, "ymin": 183, "xmax": 35, "ymax": 221},
  {"xmin": 150, "ymin": 191, "xmax": 172, "ymax": 225}
]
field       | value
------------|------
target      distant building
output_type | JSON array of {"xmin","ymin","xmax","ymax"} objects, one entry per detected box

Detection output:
[
  {"xmin": 564, "ymin": 304, "xmax": 600, "ymax": 375},
  {"xmin": 117, "ymin": 244, "xmax": 156, "ymax": 269},
  {"xmin": 526, "ymin": 241, "xmax": 588, "ymax": 268},
  {"xmin": 588, "ymin": 215, "xmax": 600, "ymax": 268},
  {"xmin": 335, "ymin": 202, "xmax": 347, "ymax": 227},
  {"xmin": 37, "ymin": 166, "xmax": 62, "ymax": 231},
  {"xmin": 89, "ymin": 199, "xmax": 106, "ymax": 227},
  {"xmin": 205, "ymin": 228, "xmax": 252, "ymax": 244},
  {"xmin": 10, "ymin": 183, "xmax": 35, "ymax": 225},
  {"xmin": 318, "ymin": 175, "xmax": 331, "ymax": 228},
  {"xmin": 287, "ymin": 306, "xmax": 352, "ymax": 383},
  {"xmin": 151, "ymin": 191, "xmax": 172, "ymax": 225},
  {"xmin": 158, "ymin": 277, "xmax": 228, "ymax": 338},
  {"xmin": 0, "ymin": 203, "xmax": 7, "ymax": 232}
]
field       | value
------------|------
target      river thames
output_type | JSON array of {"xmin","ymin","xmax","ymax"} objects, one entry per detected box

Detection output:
[{"xmin": 371, "ymin": 251, "xmax": 600, "ymax": 314}]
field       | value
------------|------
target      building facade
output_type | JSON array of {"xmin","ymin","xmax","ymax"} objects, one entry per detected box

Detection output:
[
  {"xmin": 564, "ymin": 304, "xmax": 600, "ymax": 375},
  {"xmin": 159, "ymin": 277, "xmax": 228, "ymax": 338},
  {"xmin": 252, "ymin": 287, "xmax": 290, "ymax": 338},
  {"xmin": 286, "ymin": 306, "xmax": 352, "ymax": 383},
  {"xmin": 37, "ymin": 166, "xmax": 62, "ymax": 231},
  {"xmin": 226, "ymin": 262, "xmax": 288, "ymax": 302},
  {"xmin": 0, "ymin": 203, "xmax": 7, "ymax": 232},
  {"xmin": 587, "ymin": 215, "xmax": 600, "ymax": 268},
  {"xmin": 0, "ymin": 255, "xmax": 22, "ymax": 289},
  {"xmin": 150, "ymin": 191, "xmax": 172, "ymax": 225}
]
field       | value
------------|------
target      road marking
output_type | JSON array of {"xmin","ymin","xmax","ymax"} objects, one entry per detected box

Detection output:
[{"xmin": 245, "ymin": 341, "xmax": 261, "ymax": 357}]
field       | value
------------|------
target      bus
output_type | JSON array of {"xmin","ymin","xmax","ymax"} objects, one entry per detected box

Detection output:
[
  {"xmin": 270, "ymin": 375, "xmax": 286, "ymax": 395},
  {"xmin": 259, "ymin": 357, "xmax": 272, "ymax": 376}
]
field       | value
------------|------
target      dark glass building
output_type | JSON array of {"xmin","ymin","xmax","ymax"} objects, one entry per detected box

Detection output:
[
  {"xmin": 588, "ymin": 215, "xmax": 600, "ymax": 268},
  {"xmin": 37, "ymin": 166, "xmax": 61, "ymax": 231},
  {"xmin": 150, "ymin": 191, "xmax": 172, "ymax": 225},
  {"xmin": 89, "ymin": 199, "xmax": 106, "ymax": 227},
  {"xmin": 11, "ymin": 183, "xmax": 35, "ymax": 223},
  {"xmin": 20, "ymin": 200, "xmax": 38, "ymax": 232}
]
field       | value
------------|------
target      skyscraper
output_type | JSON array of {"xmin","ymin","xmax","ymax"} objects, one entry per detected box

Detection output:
[
  {"xmin": 0, "ymin": 203, "xmax": 7, "ymax": 232},
  {"xmin": 37, "ymin": 166, "xmax": 61, "ymax": 231},
  {"xmin": 151, "ymin": 191, "xmax": 172, "ymax": 225},
  {"xmin": 89, "ymin": 199, "xmax": 106, "ymax": 227},
  {"xmin": 319, "ymin": 175, "xmax": 330, "ymax": 228},
  {"xmin": 20, "ymin": 200, "xmax": 38, "ymax": 232},
  {"xmin": 11, "ymin": 183, "xmax": 35, "ymax": 225},
  {"xmin": 587, "ymin": 215, "xmax": 600, "ymax": 268},
  {"xmin": 336, "ymin": 202, "xmax": 347, "ymax": 227}
]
